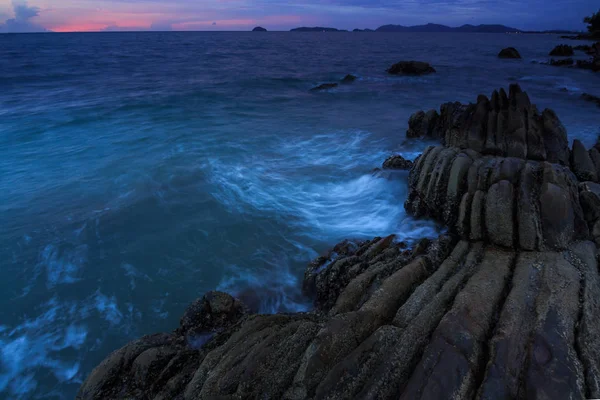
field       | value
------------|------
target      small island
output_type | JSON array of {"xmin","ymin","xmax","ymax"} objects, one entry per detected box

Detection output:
[
  {"xmin": 252, "ymin": 26, "xmax": 267, "ymax": 32},
  {"xmin": 291, "ymin": 27, "xmax": 346, "ymax": 32}
]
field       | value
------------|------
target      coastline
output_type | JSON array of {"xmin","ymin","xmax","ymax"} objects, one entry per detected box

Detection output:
[{"xmin": 78, "ymin": 82, "xmax": 600, "ymax": 399}]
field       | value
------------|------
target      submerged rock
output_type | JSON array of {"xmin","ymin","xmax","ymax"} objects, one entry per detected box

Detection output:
[
  {"xmin": 387, "ymin": 61, "xmax": 436, "ymax": 75},
  {"xmin": 574, "ymin": 44, "xmax": 592, "ymax": 52},
  {"xmin": 582, "ymin": 92, "xmax": 600, "ymax": 107},
  {"xmin": 382, "ymin": 154, "xmax": 413, "ymax": 170},
  {"xmin": 498, "ymin": 47, "xmax": 521, "ymax": 58},
  {"xmin": 79, "ymin": 85, "xmax": 600, "ymax": 400},
  {"xmin": 549, "ymin": 58, "xmax": 575, "ymax": 66},
  {"xmin": 549, "ymin": 44, "xmax": 574, "ymax": 56},
  {"xmin": 310, "ymin": 83, "xmax": 338, "ymax": 91}
]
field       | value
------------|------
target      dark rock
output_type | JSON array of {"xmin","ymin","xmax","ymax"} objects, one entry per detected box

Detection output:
[
  {"xmin": 576, "ymin": 57, "xmax": 600, "ymax": 72},
  {"xmin": 252, "ymin": 26, "xmax": 267, "ymax": 32},
  {"xmin": 178, "ymin": 291, "xmax": 246, "ymax": 337},
  {"xmin": 574, "ymin": 44, "xmax": 592, "ymax": 52},
  {"xmin": 571, "ymin": 139, "xmax": 598, "ymax": 182},
  {"xmin": 498, "ymin": 47, "xmax": 521, "ymax": 59},
  {"xmin": 340, "ymin": 74, "xmax": 357, "ymax": 83},
  {"xmin": 549, "ymin": 44, "xmax": 574, "ymax": 56},
  {"xmin": 310, "ymin": 83, "xmax": 338, "ymax": 91},
  {"xmin": 582, "ymin": 93, "xmax": 600, "ymax": 107},
  {"xmin": 549, "ymin": 58, "xmax": 575, "ymax": 66},
  {"xmin": 382, "ymin": 154, "xmax": 413, "ymax": 170},
  {"xmin": 387, "ymin": 61, "xmax": 436, "ymax": 75},
  {"xmin": 406, "ymin": 109, "xmax": 441, "ymax": 139}
]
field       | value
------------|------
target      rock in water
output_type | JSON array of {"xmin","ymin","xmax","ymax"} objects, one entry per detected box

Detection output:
[
  {"xmin": 310, "ymin": 83, "xmax": 338, "ymax": 91},
  {"xmin": 582, "ymin": 93, "xmax": 600, "ymax": 107},
  {"xmin": 498, "ymin": 47, "xmax": 521, "ymax": 58},
  {"xmin": 252, "ymin": 26, "xmax": 267, "ymax": 32},
  {"xmin": 78, "ymin": 85, "xmax": 600, "ymax": 400},
  {"xmin": 382, "ymin": 154, "xmax": 413, "ymax": 170},
  {"xmin": 549, "ymin": 58, "xmax": 575, "ymax": 66},
  {"xmin": 574, "ymin": 44, "xmax": 592, "ymax": 52},
  {"xmin": 387, "ymin": 61, "xmax": 436, "ymax": 75},
  {"xmin": 340, "ymin": 74, "xmax": 357, "ymax": 83},
  {"xmin": 549, "ymin": 44, "xmax": 575, "ymax": 56}
]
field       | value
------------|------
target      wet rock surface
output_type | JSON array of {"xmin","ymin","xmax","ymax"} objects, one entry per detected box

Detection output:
[
  {"xmin": 79, "ymin": 86, "xmax": 600, "ymax": 400},
  {"xmin": 498, "ymin": 47, "xmax": 521, "ymax": 59},
  {"xmin": 387, "ymin": 61, "xmax": 436, "ymax": 75},
  {"xmin": 549, "ymin": 44, "xmax": 575, "ymax": 56},
  {"xmin": 382, "ymin": 154, "xmax": 413, "ymax": 170}
]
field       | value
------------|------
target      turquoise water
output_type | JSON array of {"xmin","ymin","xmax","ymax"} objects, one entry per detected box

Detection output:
[{"xmin": 0, "ymin": 32, "xmax": 599, "ymax": 399}]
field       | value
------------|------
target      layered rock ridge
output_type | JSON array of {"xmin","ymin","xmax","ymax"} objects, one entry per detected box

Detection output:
[{"xmin": 78, "ymin": 86, "xmax": 600, "ymax": 400}]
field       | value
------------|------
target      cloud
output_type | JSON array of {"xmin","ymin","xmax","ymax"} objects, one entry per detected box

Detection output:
[
  {"xmin": 0, "ymin": 0, "xmax": 48, "ymax": 32},
  {"xmin": 4, "ymin": 0, "xmax": 595, "ymax": 32}
]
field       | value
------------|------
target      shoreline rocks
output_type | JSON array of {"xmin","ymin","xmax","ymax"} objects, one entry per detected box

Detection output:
[
  {"xmin": 382, "ymin": 154, "xmax": 413, "ymax": 170},
  {"xmin": 78, "ymin": 85, "xmax": 600, "ymax": 400}
]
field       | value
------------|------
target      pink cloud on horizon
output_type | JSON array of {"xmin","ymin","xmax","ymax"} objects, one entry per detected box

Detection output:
[{"xmin": 44, "ymin": 11, "xmax": 307, "ymax": 32}]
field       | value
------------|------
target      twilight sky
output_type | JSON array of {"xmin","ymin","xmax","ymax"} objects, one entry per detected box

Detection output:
[{"xmin": 0, "ymin": 0, "xmax": 596, "ymax": 33}]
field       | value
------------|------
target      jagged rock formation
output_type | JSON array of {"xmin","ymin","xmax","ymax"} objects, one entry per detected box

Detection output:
[
  {"xmin": 498, "ymin": 47, "xmax": 521, "ymax": 59},
  {"xmin": 79, "ymin": 86, "xmax": 600, "ymax": 400},
  {"xmin": 549, "ymin": 44, "xmax": 575, "ymax": 56}
]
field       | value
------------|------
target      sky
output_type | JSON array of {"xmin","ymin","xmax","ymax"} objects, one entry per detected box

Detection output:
[{"xmin": 0, "ymin": 0, "xmax": 596, "ymax": 33}]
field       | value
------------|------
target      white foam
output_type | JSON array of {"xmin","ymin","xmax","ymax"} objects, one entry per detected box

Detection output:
[
  {"xmin": 38, "ymin": 244, "xmax": 88, "ymax": 288},
  {"xmin": 206, "ymin": 130, "xmax": 437, "ymax": 243}
]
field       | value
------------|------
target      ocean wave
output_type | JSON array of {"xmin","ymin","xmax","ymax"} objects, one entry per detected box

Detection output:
[{"xmin": 206, "ymin": 130, "xmax": 438, "ymax": 242}]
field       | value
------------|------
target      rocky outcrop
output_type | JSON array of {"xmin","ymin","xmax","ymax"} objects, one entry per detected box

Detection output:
[
  {"xmin": 387, "ymin": 61, "xmax": 436, "ymax": 75},
  {"xmin": 382, "ymin": 154, "xmax": 413, "ymax": 170},
  {"xmin": 405, "ymin": 84, "xmax": 571, "ymax": 164},
  {"xmin": 252, "ymin": 26, "xmax": 267, "ymax": 32},
  {"xmin": 79, "ymin": 86, "xmax": 600, "ymax": 400},
  {"xmin": 498, "ymin": 47, "xmax": 521, "ymax": 59},
  {"xmin": 549, "ymin": 44, "xmax": 575, "ymax": 56},
  {"xmin": 403, "ymin": 84, "xmax": 600, "ymax": 251}
]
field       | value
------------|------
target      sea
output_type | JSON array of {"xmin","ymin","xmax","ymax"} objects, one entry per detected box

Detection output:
[{"xmin": 0, "ymin": 31, "xmax": 599, "ymax": 399}]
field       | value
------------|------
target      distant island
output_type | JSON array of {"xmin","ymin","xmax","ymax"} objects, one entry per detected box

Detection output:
[
  {"xmin": 290, "ymin": 27, "xmax": 347, "ymax": 32},
  {"xmin": 288, "ymin": 23, "xmax": 582, "ymax": 34},
  {"xmin": 252, "ymin": 26, "xmax": 267, "ymax": 32},
  {"xmin": 375, "ymin": 23, "xmax": 520, "ymax": 33}
]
